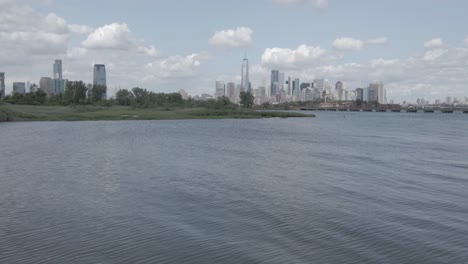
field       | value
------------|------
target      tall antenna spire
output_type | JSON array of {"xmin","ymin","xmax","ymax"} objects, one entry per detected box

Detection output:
[{"xmin": 244, "ymin": 49, "xmax": 247, "ymax": 59}]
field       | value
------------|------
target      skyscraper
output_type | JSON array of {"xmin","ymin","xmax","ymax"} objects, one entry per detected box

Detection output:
[
  {"xmin": 226, "ymin": 82, "xmax": 238, "ymax": 103},
  {"xmin": 335, "ymin": 81, "xmax": 345, "ymax": 101},
  {"xmin": 355, "ymin": 88, "xmax": 364, "ymax": 101},
  {"xmin": 40, "ymin": 77, "xmax": 53, "ymax": 97},
  {"xmin": 270, "ymin": 70, "xmax": 279, "ymax": 96},
  {"xmin": 215, "ymin": 81, "xmax": 225, "ymax": 98},
  {"xmin": 53, "ymin": 60, "xmax": 62, "ymax": 80},
  {"xmin": 0, "ymin": 72, "xmax": 5, "ymax": 97},
  {"xmin": 241, "ymin": 54, "xmax": 250, "ymax": 93},
  {"xmin": 369, "ymin": 82, "xmax": 385, "ymax": 104},
  {"xmin": 93, "ymin": 64, "xmax": 107, "ymax": 99},
  {"xmin": 52, "ymin": 59, "xmax": 65, "ymax": 95},
  {"xmin": 13, "ymin": 82, "xmax": 26, "ymax": 94}
]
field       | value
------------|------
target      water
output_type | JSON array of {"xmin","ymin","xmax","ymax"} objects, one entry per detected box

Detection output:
[{"xmin": 1, "ymin": 112, "xmax": 467, "ymax": 263}]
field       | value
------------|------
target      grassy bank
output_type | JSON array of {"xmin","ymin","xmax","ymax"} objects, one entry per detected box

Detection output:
[{"xmin": 0, "ymin": 104, "xmax": 314, "ymax": 122}]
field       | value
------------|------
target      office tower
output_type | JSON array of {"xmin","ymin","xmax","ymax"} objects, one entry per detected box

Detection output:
[
  {"xmin": 0, "ymin": 72, "xmax": 5, "ymax": 97},
  {"xmin": 355, "ymin": 88, "xmax": 364, "ymax": 101},
  {"xmin": 93, "ymin": 64, "xmax": 107, "ymax": 86},
  {"xmin": 294, "ymin": 78, "xmax": 300, "ymax": 93},
  {"xmin": 241, "ymin": 54, "xmax": 250, "ymax": 93},
  {"xmin": 93, "ymin": 64, "xmax": 107, "ymax": 99},
  {"xmin": 39, "ymin": 77, "xmax": 53, "ymax": 96},
  {"xmin": 300, "ymin": 83, "xmax": 311, "ymax": 90},
  {"xmin": 12, "ymin": 82, "xmax": 26, "ymax": 94},
  {"xmin": 52, "ymin": 79, "xmax": 66, "ymax": 95},
  {"xmin": 279, "ymin": 73, "xmax": 285, "ymax": 91},
  {"xmin": 51, "ymin": 59, "xmax": 65, "ymax": 95},
  {"xmin": 313, "ymin": 79, "xmax": 325, "ymax": 91},
  {"xmin": 446, "ymin": 97, "xmax": 452, "ymax": 105},
  {"xmin": 270, "ymin": 70, "xmax": 279, "ymax": 96},
  {"xmin": 215, "ymin": 81, "xmax": 225, "ymax": 98},
  {"xmin": 363, "ymin": 87, "xmax": 369, "ymax": 102},
  {"xmin": 226, "ymin": 82, "xmax": 237, "ymax": 103},
  {"xmin": 287, "ymin": 76, "xmax": 292, "ymax": 96},
  {"xmin": 335, "ymin": 81, "xmax": 345, "ymax": 100},
  {"xmin": 369, "ymin": 82, "xmax": 385, "ymax": 104},
  {"xmin": 53, "ymin": 60, "xmax": 62, "ymax": 79}
]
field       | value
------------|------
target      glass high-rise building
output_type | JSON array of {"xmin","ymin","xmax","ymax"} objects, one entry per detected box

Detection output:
[
  {"xmin": 13, "ymin": 82, "xmax": 26, "ymax": 94},
  {"xmin": 52, "ymin": 59, "xmax": 65, "ymax": 95},
  {"xmin": 215, "ymin": 81, "xmax": 225, "ymax": 98},
  {"xmin": 53, "ymin": 60, "xmax": 62, "ymax": 80},
  {"xmin": 335, "ymin": 81, "xmax": 345, "ymax": 101},
  {"xmin": 270, "ymin": 70, "xmax": 279, "ymax": 96},
  {"xmin": 241, "ymin": 55, "xmax": 250, "ymax": 93},
  {"xmin": 93, "ymin": 64, "xmax": 107, "ymax": 86},
  {"xmin": 369, "ymin": 82, "xmax": 385, "ymax": 104},
  {"xmin": 355, "ymin": 88, "xmax": 364, "ymax": 101},
  {"xmin": 93, "ymin": 64, "xmax": 107, "ymax": 99},
  {"xmin": 40, "ymin": 77, "xmax": 53, "ymax": 96},
  {"xmin": 0, "ymin": 72, "xmax": 5, "ymax": 97}
]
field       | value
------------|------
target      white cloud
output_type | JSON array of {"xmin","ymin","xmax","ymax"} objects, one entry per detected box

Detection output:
[
  {"xmin": 82, "ymin": 23, "xmax": 132, "ymax": 49},
  {"xmin": 68, "ymin": 24, "xmax": 93, "ymax": 34},
  {"xmin": 66, "ymin": 47, "xmax": 87, "ymax": 59},
  {"xmin": 370, "ymin": 58, "xmax": 399, "ymax": 68},
  {"xmin": 137, "ymin": 45, "xmax": 159, "ymax": 57},
  {"xmin": 367, "ymin": 37, "xmax": 388, "ymax": 45},
  {"xmin": 272, "ymin": 0, "xmax": 328, "ymax": 9},
  {"xmin": 0, "ymin": 31, "xmax": 69, "ymax": 54},
  {"xmin": 209, "ymin": 27, "xmax": 253, "ymax": 48},
  {"xmin": 464, "ymin": 37, "xmax": 468, "ymax": 45},
  {"xmin": 423, "ymin": 49, "xmax": 448, "ymax": 61},
  {"xmin": 333, "ymin": 37, "xmax": 364, "ymax": 51},
  {"xmin": 144, "ymin": 54, "xmax": 202, "ymax": 80},
  {"xmin": 424, "ymin": 38, "xmax": 444, "ymax": 49},
  {"xmin": 261, "ymin": 44, "xmax": 326, "ymax": 67}
]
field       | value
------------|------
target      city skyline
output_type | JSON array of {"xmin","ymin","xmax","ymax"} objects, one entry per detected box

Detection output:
[{"xmin": 1, "ymin": 0, "xmax": 468, "ymax": 102}]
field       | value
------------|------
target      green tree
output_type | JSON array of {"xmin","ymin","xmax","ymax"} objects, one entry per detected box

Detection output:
[
  {"xmin": 90, "ymin": 85, "xmax": 107, "ymax": 103},
  {"xmin": 239, "ymin": 91, "xmax": 255, "ymax": 108},
  {"xmin": 115, "ymin": 89, "xmax": 134, "ymax": 105},
  {"xmin": 131, "ymin": 87, "xmax": 150, "ymax": 107},
  {"xmin": 64, "ymin": 81, "xmax": 88, "ymax": 105}
]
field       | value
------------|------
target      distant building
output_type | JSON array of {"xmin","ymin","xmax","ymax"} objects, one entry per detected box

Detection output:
[
  {"xmin": 0, "ymin": 72, "xmax": 5, "ymax": 97},
  {"xmin": 52, "ymin": 79, "xmax": 67, "ymax": 95},
  {"xmin": 300, "ymin": 83, "xmax": 311, "ymax": 90},
  {"xmin": 335, "ymin": 81, "xmax": 345, "ymax": 101},
  {"xmin": 226, "ymin": 82, "xmax": 238, "ymax": 103},
  {"xmin": 13, "ymin": 82, "xmax": 26, "ymax": 94},
  {"xmin": 313, "ymin": 79, "xmax": 325, "ymax": 91},
  {"xmin": 178, "ymin": 89, "xmax": 189, "ymax": 100},
  {"xmin": 52, "ymin": 59, "xmax": 65, "ymax": 95},
  {"xmin": 53, "ymin": 60, "xmax": 62, "ymax": 80},
  {"xmin": 369, "ymin": 82, "xmax": 385, "ymax": 104},
  {"xmin": 270, "ymin": 70, "xmax": 280, "ymax": 96},
  {"xmin": 215, "ymin": 81, "xmax": 225, "ymax": 98},
  {"xmin": 355, "ymin": 88, "xmax": 364, "ymax": 101},
  {"xmin": 93, "ymin": 64, "xmax": 107, "ymax": 99},
  {"xmin": 241, "ymin": 54, "xmax": 250, "ymax": 93},
  {"xmin": 39, "ymin": 77, "xmax": 53, "ymax": 96}
]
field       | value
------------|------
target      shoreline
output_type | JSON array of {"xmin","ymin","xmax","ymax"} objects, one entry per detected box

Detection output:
[{"xmin": 0, "ymin": 104, "xmax": 314, "ymax": 122}]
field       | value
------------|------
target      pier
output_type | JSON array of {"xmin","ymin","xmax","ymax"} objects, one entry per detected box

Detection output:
[{"xmin": 299, "ymin": 107, "xmax": 468, "ymax": 114}]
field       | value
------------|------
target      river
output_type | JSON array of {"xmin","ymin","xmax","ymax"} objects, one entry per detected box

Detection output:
[{"xmin": 1, "ymin": 112, "xmax": 467, "ymax": 263}]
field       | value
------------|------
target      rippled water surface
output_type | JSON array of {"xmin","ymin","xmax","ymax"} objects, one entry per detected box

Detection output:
[{"xmin": 1, "ymin": 112, "xmax": 468, "ymax": 263}]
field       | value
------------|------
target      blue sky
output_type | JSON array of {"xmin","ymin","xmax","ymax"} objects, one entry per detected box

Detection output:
[{"xmin": 1, "ymin": 0, "xmax": 468, "ymax": 102}]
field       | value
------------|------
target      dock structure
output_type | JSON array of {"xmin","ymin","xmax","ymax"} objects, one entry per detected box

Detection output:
[{"xmin": 298, "ymin": 107, "xmax": 468, "ymax": 114}]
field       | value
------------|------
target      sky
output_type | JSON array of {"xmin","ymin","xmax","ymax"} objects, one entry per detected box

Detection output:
[{"xmin": 1, "ymin": 0, "xmax": 468, "ymax": 102}]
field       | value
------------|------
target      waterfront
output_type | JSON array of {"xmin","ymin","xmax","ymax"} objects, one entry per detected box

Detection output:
[{"xmin": 1, "ymin": 112, "xmax": 467, "ymax": 263}]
